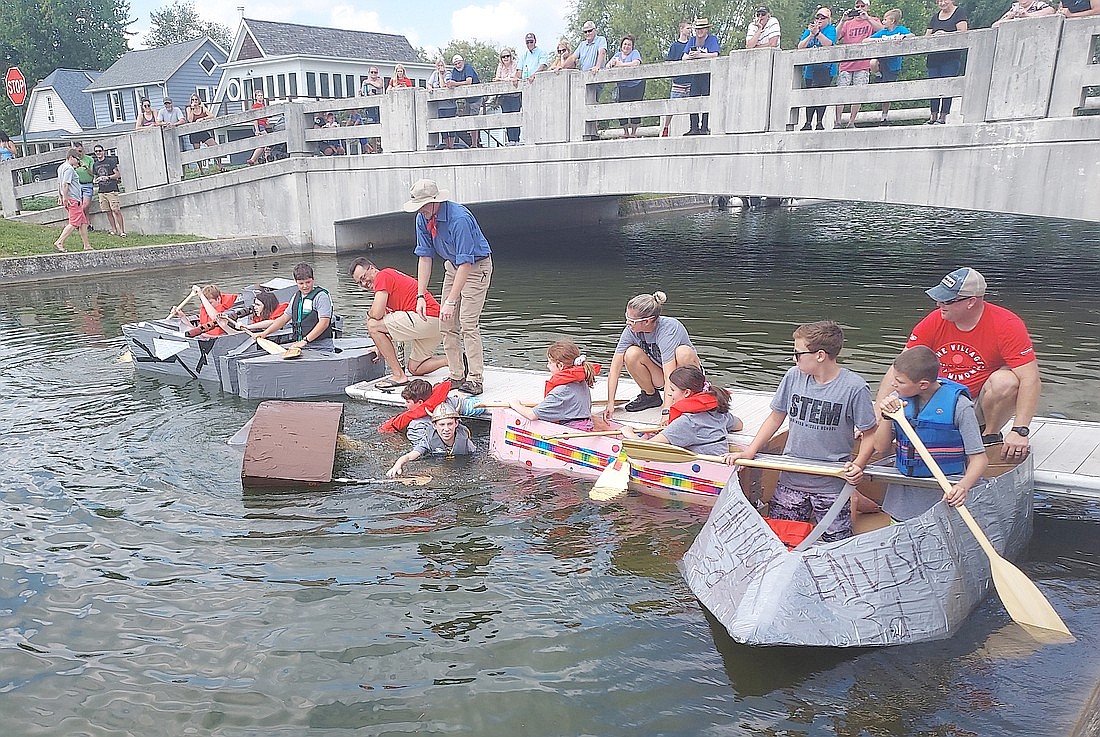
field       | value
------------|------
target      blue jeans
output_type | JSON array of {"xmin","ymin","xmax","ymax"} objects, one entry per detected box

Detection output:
[{"xmin": 498, "ymin": 93, "xmax": 521, "ymax": 143}]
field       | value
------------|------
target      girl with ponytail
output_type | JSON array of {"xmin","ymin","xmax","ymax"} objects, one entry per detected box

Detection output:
[
  {"xmin": 621, "ymin": 365, "xmax": 742, "ymax": 455},
  {"xmin": 510, "ymin": 340, "xmax": 601, "ymax": 430}
]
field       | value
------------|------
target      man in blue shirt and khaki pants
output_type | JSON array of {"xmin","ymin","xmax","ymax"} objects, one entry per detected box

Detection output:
[{"xmin": 405, "ymin": 179, "xmax": 493, "ymax": 396}]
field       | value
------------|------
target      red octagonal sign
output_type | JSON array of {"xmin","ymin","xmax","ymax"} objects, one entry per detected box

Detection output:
[{"xmin": 6, "ymin": 67, "xmax": 27, "ymax": 107}]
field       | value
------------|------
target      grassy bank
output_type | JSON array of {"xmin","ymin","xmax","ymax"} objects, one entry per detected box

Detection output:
[{"xmin": 0, "ymin": 217, "xmax": 204, "ymax": 258}]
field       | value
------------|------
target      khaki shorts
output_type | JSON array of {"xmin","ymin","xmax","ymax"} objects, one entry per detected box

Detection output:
[
  {"xmin": 98, "ymin": 191, "xmax": 121, "ymax": 211},
  {"xmin": 382, "ymin": 311, "xmax": 442, "ymax": 362}
]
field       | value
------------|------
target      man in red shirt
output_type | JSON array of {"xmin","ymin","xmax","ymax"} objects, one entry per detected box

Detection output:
[
  {"xmin": 351, "ymin": 258, "xmax": 448, "ymax": 388},
  {"xmin": 879, "ymin": 267, "xmax": 1041, "ymax": 461}
]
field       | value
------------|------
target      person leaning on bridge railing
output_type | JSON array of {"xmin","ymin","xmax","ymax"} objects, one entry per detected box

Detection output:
[
  {"xmin": 797, "ymin": 7, "xmax": 837, "ymax": 130},
  {"xmin": 607, "ymin": 34, "xmax": 644, "ymax": 138},
  {"xmin": 448, "ymin": 54, "xmax": 482, "ymax": 147},
  {"xmin": 428, "ymin": 58, "xmax": 463, "ymax": 150},
  {"xmin": 868, "ymin": 9, "xmax": 915, "ymax": 124},
  {"xmin": 682, "ymin": 18, "xmax": 720, "ymax": 135},
  {"xmin": 661, "ymin": 21, "xmax": 693, "ymax": 137},
  {"xmin": 925, "ymin": 0, "xmax": 969, "ymax": 124},
  {"xmin": 993, "ymin": 0, "xmax": 1056, "ymax": 26},
  {"xmin": 745, "ymin": 6, "xmax": 782, "ymax": 49},
  {"xmin": 494, "ymin": 46, "xmax": 522, "ymax": 145},
  {"xmin": 548, "ymin": 39, "xmax": 577, "ymax": 72},
  {"xmin": 1057, "ymin": 0, "xmax": 1099, "ymax": 17}
]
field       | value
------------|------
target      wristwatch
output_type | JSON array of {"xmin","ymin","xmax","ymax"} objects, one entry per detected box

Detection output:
[{"xmin": 1011, "ymin": 426, "xmax": 1030, "ymax": 437}]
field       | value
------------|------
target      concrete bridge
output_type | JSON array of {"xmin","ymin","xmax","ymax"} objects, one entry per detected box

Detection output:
[{"xmin": 4, "ymin": 17, "xmax": 1098, "ymax": 251}]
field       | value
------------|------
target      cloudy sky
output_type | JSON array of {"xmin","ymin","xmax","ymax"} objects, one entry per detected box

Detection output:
[{"xmin": 126, "ymin": 0, "xmax": 574, "ymax": 56}]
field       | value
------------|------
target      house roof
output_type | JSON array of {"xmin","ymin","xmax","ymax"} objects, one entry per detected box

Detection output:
[
  {"xmin": 35, "ymin": 69, "xmax": 101, "ymax": 130},
  {"xmin": 240, "ymin": 18, "xmax": 421, "ymax": 63},
  {"xmin": 84, "ymin": 37, "xmax": 213, "ymax": 92}
]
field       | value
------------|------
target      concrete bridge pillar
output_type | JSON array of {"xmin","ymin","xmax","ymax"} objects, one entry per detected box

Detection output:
[
  {"xmin": 282, "ymin": 102, "xmax": 311, "ymax": 158},
  {"xmin": 722, "ymin": 49, "xmax": 775, "ymax": 133},
  {"xmin": 986, "ymin": 17, "xmax": 1062, "ymax": 121},
  {"xmin": 524, "ymin": 73, "xmax": 571, "ymax": 144},
  {"xmin": 131, "ymin": 130, "xmax": 169, "ymax": 188},
  {"xmin": 381, "ymin": 88, "xmax": 419, "ymax": 153}
]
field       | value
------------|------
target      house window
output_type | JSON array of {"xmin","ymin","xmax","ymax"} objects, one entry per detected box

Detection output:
[
  {"xmin": 109, "ymin": 91, "xmax": 124, "ymax": 122},
  {"xmin": 306, "ymin": 72, "xmax": 317, "ymax": 97},
  {"xmin": 199, "ymin": 52, "xmax": 218, "ymax": 75},
  {"xmin": 277, "ymin": 74, "xmax": 287, "ymax": 99},
  {"xmin": 319, "ymin": 74, "xmax": 330, "ymax": 97},
  {"xmin": 333, "ymin": 74, "xmax": 343, "ymax": 98},
  {"xmin": 46, "ymin": 96, "xmax": 55, "ymax": 122},
  {"xmin": 226, "ymin": 78, "xmax": 242, "ymax": 101},
  {"xmin": 132, "ymin": 87, "xmax": 148, "ymax": 117},
  {"xmin": 195, "ymin": 87, "xmax": 211, "ymax": 102},
  {"xmin": 288, "ymin": 73, "xmax": 298, "ymax": 97},
  {"xmin": 345, "ymin": 75, "xmax": 355, "ymax": 98},
  {"xmin": 266, "ymin": 76, "xmax": 275, "ymax": 99}
]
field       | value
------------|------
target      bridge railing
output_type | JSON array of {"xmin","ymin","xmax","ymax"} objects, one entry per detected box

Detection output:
[{"xmin": 3, "ymin": 15, "xmax": 1098, "ymax": 217}]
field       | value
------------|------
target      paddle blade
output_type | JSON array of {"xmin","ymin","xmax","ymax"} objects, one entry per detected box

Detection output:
[
  {"xmin": 590, "ymin": 456, "xmax": 631, "ymax": 501},
  {"xmin": 254, "ymin": 336, "xmax": 285, "ymax": 355},
  {"xmin": 281, "ymin": 346, "xmax": 303, "ymax": 360},
  {"xmin": 621, "ymin": 437, "xmax": 698, "ymax": 463},
  {"xmin": 989, "ymin": 554, "xmax": 1072, "ymax": 637}
]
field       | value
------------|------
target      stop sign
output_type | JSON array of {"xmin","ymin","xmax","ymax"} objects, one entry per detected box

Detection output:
[{"xmin": 6, "ymin": 67, "xmax": 27, "ymax": 107}]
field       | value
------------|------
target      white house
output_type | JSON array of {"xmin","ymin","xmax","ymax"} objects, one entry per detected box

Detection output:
[{"xmin": 214, "ymin": 18, "xmax": 433, "ymax": 111}]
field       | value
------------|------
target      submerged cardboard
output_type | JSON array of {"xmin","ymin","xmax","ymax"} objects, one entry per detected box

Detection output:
[{"xmin": 242, "ymin": 400, "xmax": 344, "ymax": 487}]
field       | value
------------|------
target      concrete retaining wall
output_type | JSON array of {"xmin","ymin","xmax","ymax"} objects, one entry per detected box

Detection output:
[{"xmin": 0, "ymin": 236, "xmax": 306, "ymax": 284}]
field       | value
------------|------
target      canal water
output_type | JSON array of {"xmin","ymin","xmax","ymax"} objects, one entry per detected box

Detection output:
[{"xmin": 2, "ymin": 202, "xmax": 1099, "ymax": 736}]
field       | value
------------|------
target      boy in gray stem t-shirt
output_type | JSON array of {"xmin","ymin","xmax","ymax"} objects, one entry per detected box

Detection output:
[{"xmin": 727, "ymin": 321, "xmax": 877, "ymax": 542}]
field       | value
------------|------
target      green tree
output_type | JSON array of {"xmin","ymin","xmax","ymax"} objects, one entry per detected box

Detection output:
[
  {"xmin": 0, "ymin": 0, "xmax": 132, "ymax": 138},
  {"xmin": 146, "ymin": 0, "xmax": 232, "ymax": 50},
  {"xmin": 438, "ymin": 39, "xmax": 501, "ymax": 82}
]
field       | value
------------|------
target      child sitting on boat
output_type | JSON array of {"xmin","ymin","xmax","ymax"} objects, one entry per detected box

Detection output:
[
  {"xmin": 873, "ymin": 345, "xmax": 988, "ymax": 520},
  {"xmin": 386, "ymin": 403, "xmax": 477, "ymax": 477},
  {"xmin": 621, "ymin": 366, "xmax": 743, "ymax": 455},
  {"xmin": 509, "ymin": 341, "xmax": 600, "ymax": 430},
  {"xmin": 239, "ymin": 291, "xmax": 288, "ymax": 333},
  {"xmin": 176, "ymin": 284, "xmax": 239, "ymax": 337},
  {"xmin": 725, "ymin": 320, "xmax": 877, "ymax": 542}
]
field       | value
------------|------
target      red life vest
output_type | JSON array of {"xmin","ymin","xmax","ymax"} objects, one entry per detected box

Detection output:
[
  {"xmin": 378, "ymin": 381, "xmax": 452, "ymax": 433},
  {"xmin": 668, "ymin": 393, "xmax": 718, "ymax": 422},
  {"xmin": 196, "ymin": 293, "xmax": 238, "ymax": 337},
  {"xmin": 765, "ymin": 518, "xmax": 814, "ymax": 550},
  {"xmin": 543, "ymin": 364, "xmax": 602, "ymax": 396}
]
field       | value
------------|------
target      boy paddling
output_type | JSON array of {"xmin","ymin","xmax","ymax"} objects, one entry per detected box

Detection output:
[
  {"xmin": 874, "ymin": 346, "xmax": 988, "ymax": 520},
  {"xmin": 725, "ymin": 321, "xmax": 877, "ymax": 542}
]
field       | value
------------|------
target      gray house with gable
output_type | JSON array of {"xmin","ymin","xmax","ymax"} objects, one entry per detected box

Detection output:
[{"xmin": 83, "ymin": 37, "xmax": 228, "ymax": 128}]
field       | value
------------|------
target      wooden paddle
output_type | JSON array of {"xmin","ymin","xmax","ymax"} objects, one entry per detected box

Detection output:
[
  {"xmin": 620, "ymin": 437, "xmax": 850, "ymax": 478},
  {"xmin": 590, "ymin": 452, "xmax": 632, "ymax": 501},
  {"xmin": 546, "ymin": 426, "xmax": 662, "ymax": 440},
  {"xmin": 883, "ymin": 406, "xmax": 1072, "ymax": 637},
  {"xmin": 475, "ymin": 398, "xmax": 622, "ymax": 409},
  {"xmin": 166, "ymin": 292, "xmax": 195, "ymax": 320},
  {"xmin": 332, "ymin": 475, "xmax": 433, "ymax": 486},
  {"xmin": 228, "ymin": 318, "xmax": 301, "ymax": 359}
]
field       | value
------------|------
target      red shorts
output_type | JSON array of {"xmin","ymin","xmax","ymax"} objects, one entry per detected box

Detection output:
[{"xmin": 65, "ymin": 198, "xmax": 88, "ymax": 227}]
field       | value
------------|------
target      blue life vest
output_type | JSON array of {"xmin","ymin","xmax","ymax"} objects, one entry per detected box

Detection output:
[{"xmin": 894, "ymin": 379, "xmax": 969, "ymax": 477}]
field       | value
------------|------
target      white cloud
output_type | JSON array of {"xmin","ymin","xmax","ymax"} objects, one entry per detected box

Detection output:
[
  {"xmin": 450, "ymin": 1, "xmax": 568, "ymax": 48},
  {"xmin": 329, "ymin": 4, "xmax": 384, "ymax": 32}
]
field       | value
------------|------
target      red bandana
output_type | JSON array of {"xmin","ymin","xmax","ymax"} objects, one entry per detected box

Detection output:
[
  {"xmin": 426, "ymin": 214, "xmax": 438, "ymax": 239},
  {"xmin": 378, "ymin": 380, "xmax": 452, "ymax": 433},
  {"xmin": 544, "ymin": 364, "xmax": 602, "ymax": 396},
  {"xmin": 668, "ymin": 393, "xmax": 718, "ymax": 423}
]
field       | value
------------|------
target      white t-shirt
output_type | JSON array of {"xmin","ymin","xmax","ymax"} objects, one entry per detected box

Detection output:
[{"xmin": 746, "ymin": 17, "xmax": 782, "ymax": 48}]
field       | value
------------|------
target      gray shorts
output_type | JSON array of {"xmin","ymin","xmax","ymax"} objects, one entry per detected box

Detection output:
[
  {"xmin": 769, "ymin": 482, "xmax": 853, "ymax": 542},
  {"xmin": 837, "ymin": 69, "xmax": 870, "ymax": 87}
]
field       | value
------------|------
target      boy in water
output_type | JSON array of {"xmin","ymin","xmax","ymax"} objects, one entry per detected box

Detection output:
[
  {"xmin": 726, "ymin": 320, "xmax": 877, "ymax": 541},
  {"xmin": 874, "ymin": 345, "xmax": 987, "ymax": 520},
  {"xmin": 386, "ymin": 403, "xmax": 476, "ymax": 477}
]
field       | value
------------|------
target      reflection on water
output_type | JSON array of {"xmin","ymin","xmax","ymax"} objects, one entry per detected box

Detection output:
[{"xmin": 1, "ymin": 202, "xmax": 1100, "ymax": 735}]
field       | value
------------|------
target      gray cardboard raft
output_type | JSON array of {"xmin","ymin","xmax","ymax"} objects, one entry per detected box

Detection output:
[{"xmin": 680, "ymin": 457, "xmax": 1034, "ymax": 647}]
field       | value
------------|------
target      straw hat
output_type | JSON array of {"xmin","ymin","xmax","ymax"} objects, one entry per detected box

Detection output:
[{"xmin": 402, "ymin": 179, "xmax": 451, "ymax": 212}]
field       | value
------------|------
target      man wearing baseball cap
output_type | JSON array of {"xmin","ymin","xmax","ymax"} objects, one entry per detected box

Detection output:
[
  {"xmin": 878, "ymin": 267, "xmax": 1041, "ymax": 461},
  {"xmin": 404, "ymin": 179, "xmax": 493, "ymax": 396}
]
